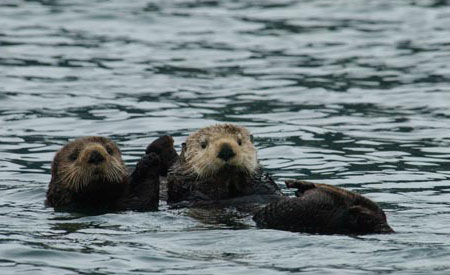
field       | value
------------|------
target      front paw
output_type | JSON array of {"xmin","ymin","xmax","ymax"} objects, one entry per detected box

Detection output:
[
  {"xmin": 145, "ymin": 135, "xmax": 178, "ymax": 177},
  {"xmin": 133, "ymin": 152, "xmax": 161, "ymax": 178},
  {"xmin": 139, "ymin": 152, "xmax": 160, "ymax": 168},
  {"xmin": 145, "ymin": 135, "xmax": 174, "ymax": 155},
  {"xmin": 285, "ymin": 180, "xmax": 316, "ymax": 195}
]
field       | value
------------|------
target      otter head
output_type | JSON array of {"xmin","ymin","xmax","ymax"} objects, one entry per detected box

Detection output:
[
  {"xmin": 51, "ymin": 136, "xmax": 127, "ymax": 192},
  {"xmin": 183, "ymin": 124, "xmax": 257, "ymax": 178}
]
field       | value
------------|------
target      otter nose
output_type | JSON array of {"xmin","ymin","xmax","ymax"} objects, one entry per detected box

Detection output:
[
  {"xmin": 88, "ymin": 150, "xmax": 105, "ymax": 164},
  {"xmin": 217, "ymin": 143, "xmax": 235, "ymax": 161}
]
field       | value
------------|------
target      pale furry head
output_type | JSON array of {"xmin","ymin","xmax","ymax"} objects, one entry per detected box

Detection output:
[
  {"xmin": 183, "ymin": 124, "xmax": 258, "ymax": 178},
  {"xmin": 51, "ymin": 136, "xmax": 126, "ymax": 192}
]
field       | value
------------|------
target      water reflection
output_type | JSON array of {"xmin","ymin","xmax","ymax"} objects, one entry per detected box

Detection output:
[{"xmin": 0, "ymin": 0, "xmax": 449, "ymax": 274}]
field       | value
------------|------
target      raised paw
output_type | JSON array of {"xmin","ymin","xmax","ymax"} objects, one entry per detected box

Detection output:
[
  {"xmin": 132, "ymin": 152, "xmax": 161, "ymax": 180},
  {"xmin": 137, "ymin": 152, "xmax": 160, "ymax": 168},
  {"xmin": 123, "ymin": 152, "xmax": 161, "ymax": 211},
  {"xmin": 145, "ymin": 135, "xmax": 174, "ymax": 154},
  {"xmin": 145, "ymin": 135, "xmax": 178, "ymax": 176}
]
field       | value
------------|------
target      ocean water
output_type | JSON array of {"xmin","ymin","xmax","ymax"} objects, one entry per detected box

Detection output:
[{"xmin": 1, "ymin": 0, "xmax": 450, "ymax": 274}]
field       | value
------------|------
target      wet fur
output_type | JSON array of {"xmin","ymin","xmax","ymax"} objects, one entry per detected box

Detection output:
[
  {"xmin": 153, "ymin": 124, "xmax": 393, "ymax": 235},
  {"xmin": 167, "ymin": 124, "xmax": 282, "ymax": 204},
  {"xmin": 46, "ymin": 136, "xmax": 162, "ymax": 212},
  {"xmin": 253, "ymin": 180, "xmax": 394, "ymax": 235},
  {"xmin": 183, "ymin": 124, "xmax": 257, "ymax": 178},
  {"xmin": 145, "ymin": 135, "xmax": 178, "ymax": 177}
]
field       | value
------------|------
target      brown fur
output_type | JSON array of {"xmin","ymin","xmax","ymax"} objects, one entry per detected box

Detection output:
[
  {"xmin": 253, "ymin": 180, "xmax": 394, "ymax": 235},
  {"xmin": 145, "ymin": 135, "xmax": 178, "ymax": 177},
  {"xmin": 183, "ymin": 124, "xmax": 257, "ymax": 178},
  {"xmin": 46, "ymin": 136, "xmax": 161, "ymax": 212},
  {"xmin": 167, "ymin": 124, "xmax": 281, "ymax": 205},
  {"xmin": 159, "ymin": 125, "xmax": 393, "ymax": 235}
]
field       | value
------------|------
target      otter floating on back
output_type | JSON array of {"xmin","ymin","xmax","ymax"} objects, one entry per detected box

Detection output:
[
  {"xmin": 46, "ymin": 136, "xmax": 165, "ymax": 212},
  {"xmin": 254, "ymin": 180, "xmax": 394, "ymax": 235},
  {"xmin": 162, "ymin": 123, "xmax": 393, "ymax": 235},
  {"xmin": 167, "ymin": 124, "xmax": 282, "ymax": 205}
]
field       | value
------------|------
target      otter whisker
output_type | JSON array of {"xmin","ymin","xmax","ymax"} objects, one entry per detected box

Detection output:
[
  {"xmin": 77, "ymin": 171, "xmax": 86, "ymax": 192},
  {"xmin": 60, "ymin": 166, "xmax": 78, "ymax": 190},
  {"xmin": 46, "ymin": 136, "xmax": 141, "ymax": 210},
  {"xmin": 109, "ymin": 166, "xmax": 121, "ymax": 183},
  {"xmin": 167, "ymin": 123, "xmax": 275, "ymax": 203}
]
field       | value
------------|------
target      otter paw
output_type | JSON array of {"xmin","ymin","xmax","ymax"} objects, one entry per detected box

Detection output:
[
  {"xmin": 130, "ymin": 152, "xmax": 161, "ymax": 183},
  {"xmin": 145, "ymin": 135, "xmax": 174, "ymax": 155},
  {"xmin": 285, "ymin": 180, "xmax": 316, "ymax": 195},
  {"xmin": 138, "ymin": 152, "xmax": 161, "ymax": 169},
  {"xmin": 145, "ymin": 135, "xmax": 178, "ymax": 177}
]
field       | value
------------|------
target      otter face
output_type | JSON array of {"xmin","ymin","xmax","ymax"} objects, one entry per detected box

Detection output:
[
  {"xmin": 184, "ymin": 124, "xmax": 257, "ymax": 178},
  {"xmin": 51, "ymin": 137, "xmax": 126, "ymax": 192}
]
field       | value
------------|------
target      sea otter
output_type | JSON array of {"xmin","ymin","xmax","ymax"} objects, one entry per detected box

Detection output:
[
  {"xmin": 253, "ymin": 180, "xmax": 394, "ymax": 235},
  {"xmin": 160, "ymin": 124, "xmax": 393, "ymax": 234},
  {"xmin": 46, "ymin": 136, "xmax": 165, "ymax": 212},
  {"xmin": 166, "ymin": 124, "xmax": 282, "ymax": 205}
]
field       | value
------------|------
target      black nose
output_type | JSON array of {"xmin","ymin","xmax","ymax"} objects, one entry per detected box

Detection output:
[
  {"xmin": 88, "ymin": 150, "xmax": 105, "ymax": 164},
  {"xmin": 217, "ymin": 143, "xmax": 235, "ymax": 161}
]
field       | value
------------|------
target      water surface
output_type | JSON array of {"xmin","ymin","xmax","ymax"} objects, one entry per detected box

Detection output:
[{"xmin": 1, "ymin": 0, "xmax": 450, "ymax": 274}]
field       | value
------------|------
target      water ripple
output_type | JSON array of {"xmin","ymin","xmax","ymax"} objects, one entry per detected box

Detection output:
[{"xmin": 0, "ymin": 0, "xmax": 449, "ymax": 274}]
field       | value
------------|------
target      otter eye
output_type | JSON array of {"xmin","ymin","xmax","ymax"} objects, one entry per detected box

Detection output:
[
  {"xmin": 200, "ymin": 140, "xmax": 208, "ymax": 149},
  {"xmin": 237, "ymin": 138, "xmax": 242, "ymax": 146},
  {"xmin": 250, "ymin": 135, "xmax": 254, "ymax": 143},
  {"xmin": 106, "ymin": 145, "xmax": 114, "ymax": 155},
  {"xmin": 69, "ymin": 150, "xmax": 79, "ymax": 161}
]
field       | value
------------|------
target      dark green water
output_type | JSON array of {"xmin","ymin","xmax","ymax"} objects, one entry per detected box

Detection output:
[{"xmin": 1, "ymin": 0, "xmax": 450, "ymax": 274}]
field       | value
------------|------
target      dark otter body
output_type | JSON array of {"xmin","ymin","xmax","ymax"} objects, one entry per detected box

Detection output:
[
  {"xmin": 168, "ymin": 163, "xmax": 281, "ymax": 205},
  {"xmin": 48, "ymin": 177, "xmax": 127, "ymax": 210},
  {"xmin": 152, "ymin": 124, "xmax": 393, "ymax": 235},
  {"xmin": 253, "ymin": 180, "xmax": 394, "ymax": 235},
  {"xmin": 46, "ymin": 136, "xmax": 166, "ymax": 212},
  {"xmin": 165, "ymin": 124, "xmax": 282, "ymax": 206}
]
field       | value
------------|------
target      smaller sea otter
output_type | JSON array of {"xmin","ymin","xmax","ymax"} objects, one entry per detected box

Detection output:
[
  {"xmin": 167, "ymin": 124, "xmax": 282, "ymax": 205},
  {"xmin": 46, "ymin": 136, "xmax": 162, "ymax": 212},
  {"xmin": 253, "ymin": 180, "xmax": 394, "ymax": 235}
]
